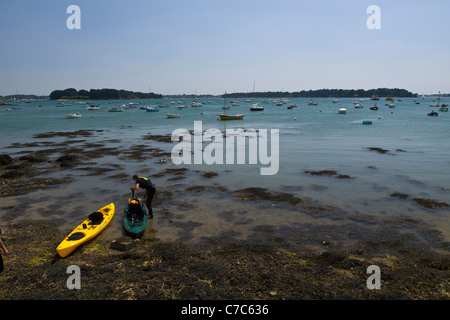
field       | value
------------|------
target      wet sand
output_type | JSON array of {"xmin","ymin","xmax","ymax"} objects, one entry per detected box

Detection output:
[{"xmin": 0, "ymin": 129, "xmax": 449, "ymax": 300}]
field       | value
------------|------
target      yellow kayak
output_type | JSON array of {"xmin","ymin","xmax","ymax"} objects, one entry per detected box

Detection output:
[{"xmin": 56, "ymin": 203, "xmax": 115, "ymax": 258}]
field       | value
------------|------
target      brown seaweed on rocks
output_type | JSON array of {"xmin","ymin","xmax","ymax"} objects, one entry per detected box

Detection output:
[
  {"xmin": 201, "ymin": 171, "xmax": 218, "ymax": 179},
  {"xmin": 365, "ymin": 147, "xmax": 391, "ymax": 154},
  {"xmin": 153, "ymin": 168, "xmax": 189, "ymax": 178},
  {"xmin": 413, "ymin": 198, "xmax": 450, "ymax": 210},
  {"xmin": 2, "ymin": 222, "xmax": 449, "ymax": 300},
  {"xmin": 55, "ymin": 154, "xmax": 79, "ymax": 168},
  {"xmin": 303, "ymin": 170, "xmax": 355, "ymax": 179},
  {"xmin": 233, "ymin": 187, "xmax": 303, "ymax": 206},
  {"xmin": 142, "ymin": 133, "xmax": 173, "ymax": 143},
  {"xmin": 33, "ymin": 129, "xmax": 103, "ymax": 139},
  {"xmin": 390, "ymin": 192, "xmax": 450, "ymax": 209}
]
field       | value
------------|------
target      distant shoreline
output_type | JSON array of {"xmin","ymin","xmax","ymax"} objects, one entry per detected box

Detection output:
[
  {"xmin": 6, "ymin": 88, "xmax": 449, "ymax": 101},
  {"xmin": 49, "ymin": 87, "xmax": 417, "ymax": 100}
]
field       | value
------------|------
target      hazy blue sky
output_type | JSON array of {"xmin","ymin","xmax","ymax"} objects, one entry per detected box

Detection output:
[{"xmin": 1, "ymin": 0, "xmax": 449, "ymax": 96}]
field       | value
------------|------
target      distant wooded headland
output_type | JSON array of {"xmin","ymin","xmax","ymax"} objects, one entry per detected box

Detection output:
[
  {"xmin": 1, "ymin": 87, "xmax": 424, "ymax": 101},
  {"xmin": 49, "ymin": 88, "xmax": 163, "ymax": 100},
  {"xmin": 223, "ymin": 88, "xmax": 417, "ymax": 99}
]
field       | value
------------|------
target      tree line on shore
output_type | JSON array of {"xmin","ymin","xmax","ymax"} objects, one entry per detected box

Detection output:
[
  {"xmin": 49, "ymin": 88, "xmax": 163, "ymax": 100},
  {"xmin": 28, "ymin": 87, "xmax": 418, "ymax": 101},
  {"xmin": 223, "ymin": 88, "xmax": 417, "ymax": 99}
]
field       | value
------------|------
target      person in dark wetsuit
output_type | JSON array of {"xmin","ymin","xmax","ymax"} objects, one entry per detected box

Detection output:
[{"xmin": 130, "ymin": 174, "xmax": 156, "ymax": 218}]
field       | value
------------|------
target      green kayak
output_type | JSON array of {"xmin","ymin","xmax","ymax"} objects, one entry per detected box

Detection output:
[{"xmin": 123, "ymin": 197, "xmax": 148, "ymax": 238}]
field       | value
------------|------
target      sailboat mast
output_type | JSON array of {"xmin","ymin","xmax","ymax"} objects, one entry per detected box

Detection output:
[{"xmin": 223, "ymin": 92, "xmax": 227, "ymax": 115}]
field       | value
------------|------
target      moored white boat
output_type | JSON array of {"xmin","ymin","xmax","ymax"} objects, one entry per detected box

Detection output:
[
  {"xmin": 108, "ymin": 107, "xmax": 124, "ymax": 112},
  {"xmin": 250, "ymin": 104, "xmax": 264, "ymax": 111},
  {"xmin": 192, "ymin": 101, "xmax": 203, "ymax": 107},
  {"xmin": 66, "ymin": 113, "xmax": 81, "ymax": 119}
]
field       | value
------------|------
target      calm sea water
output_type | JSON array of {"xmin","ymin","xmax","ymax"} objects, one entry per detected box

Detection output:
[{"xmin": 1, "ymin": 97, "xmax": 449, "ymax": 242}]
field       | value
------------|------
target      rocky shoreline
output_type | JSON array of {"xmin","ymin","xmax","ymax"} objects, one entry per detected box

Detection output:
[
  {"xmin": 0, "ymin": 220, "xmax": 448, "ymax": 300},
  {"xmin": 0, "ymin": 129, "xmax": 449, "ymax": 300}
]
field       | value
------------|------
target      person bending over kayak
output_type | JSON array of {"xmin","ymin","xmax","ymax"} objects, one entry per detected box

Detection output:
[{"xmin": 130, "ymin": 175, "xmax": 156, "ymax": 218}]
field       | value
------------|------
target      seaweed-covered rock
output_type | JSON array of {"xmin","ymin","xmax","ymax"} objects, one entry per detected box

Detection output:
[
  {"xmin": 55, "ymin": 154, "xmax": 79, "ymax": 168},
  {"xmin": 0, "ymin": 154, "xmax": 13, "ymax": 166}
]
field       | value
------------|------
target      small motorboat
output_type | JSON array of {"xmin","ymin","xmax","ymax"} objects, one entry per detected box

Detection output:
[
  {"xmin": 146, "ymin": 107, "xmax": 159, "ymax": 112},
  {"xmin": 87, "ymin": 104, "xmax": 100, "ymax": 110},
  {"xmin": 370, "ymin": 104, "xmax": 379, "ymax": 110},
  {"xmin": 427, "ymin": 110, "xmax": 439, "ymax": 116},
  {"xmin": 191, "ymin": 101, "xmax": 203, "ymax": 107},
  {"xmin": 337, "ymin": 107, "xmax": 347, "ymax": 114},
  {"xmin": 362, "ymin": 120, "xmax": 373, "ymax": 125},
  {"xmin": 66, "ymin": 113, "xmax": 82, "ymax": 119},
  {"xmin": 108, "ymin": 107, "xmax": 124, "ymax": 112},
  {"xmin": 250, "ymin": 104, "xmax": 264, "ymax": 111},
  {"xmin": 167, "ymin": 113, "xmax": 180, "ymax": 118}
]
